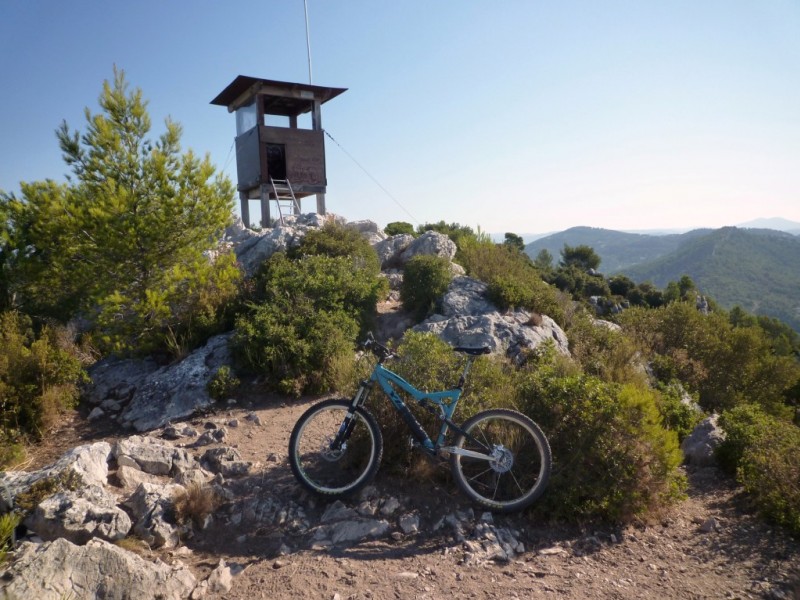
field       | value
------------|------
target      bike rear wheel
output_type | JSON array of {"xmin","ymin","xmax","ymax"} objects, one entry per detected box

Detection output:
[
  {"xmin": 289, "ymin": 399, "xmax": 383, "ymax": 498},
  {"xmin": 450, "ymin": 408, "xmax": 551, "ymax": 513}
]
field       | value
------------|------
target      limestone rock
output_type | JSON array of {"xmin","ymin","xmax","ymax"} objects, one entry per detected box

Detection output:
[
  {"xmin": 399, "ymin": 231, "xmax": 457, "ymax": 264},
  {"xmin": 0, "ymin": 442, "xmax": 111, "ymax": 512},
  {"xmin": 2, "ymin": 538, "xmax": 196, "ymax": 600},
  {"xmin": 124, "ymin": 482, "xmax": 185, "ymax": 548},
  {"xmin": 373, "ymin": 234, "xmax": 415, "ymax": 269},
  {"xmin": 114, "ymin": 436, "xmax": 197, "ymax": 477},
  {"xmin": 115, "ymin": 333, "xmax": 233, "ymax": 432},
  {"xmin": 25, "ymin": 488, "xmax": 131, "ymax": 544},
  {"xmin": 682, "ymin": 414, "xmax": 725, "ymax": 467}
]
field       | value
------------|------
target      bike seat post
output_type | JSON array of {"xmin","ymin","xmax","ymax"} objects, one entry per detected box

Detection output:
[{"xmin": 456, "ymin": 355, "xmax": 476, "ymax": 389}]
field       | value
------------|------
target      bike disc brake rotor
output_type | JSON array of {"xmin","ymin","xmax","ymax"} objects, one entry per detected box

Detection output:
[
  {"xmin": 489, "ymin": 445, "xmax": 514, "ymax": 473},
  {"xmin": 320, "ymin": 437, "xmax": 346, "ymax": 462}
]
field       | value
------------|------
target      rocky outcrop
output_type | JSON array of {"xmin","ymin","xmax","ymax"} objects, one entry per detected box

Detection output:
[
  {"xmin": 2, "ymin": 538, "xmax": 197, "ymax": 600},
  {"xmin": 413, "ymin": 276, "xmax": 569, "ymax": 360},
  {"xmin": 86, "ymin": 333, "xmax": 233, "ymax": 433},
  {"xmin": 399, "ymin": 231, "xmax": 457, "ymax": 264},
  {"xmin": 26, "ymin": 487, "xmax": 131, "ymax": 545},
  {"xmin": 0, "ymin": 442, "xmax": 112, "ymax": 512},
  {"xmin": 124, "ymin": 481, "xmax": 186, "ymax": 548}
]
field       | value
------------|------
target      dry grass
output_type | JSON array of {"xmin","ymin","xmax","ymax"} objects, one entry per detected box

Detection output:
[{"xmin": 173, "ymin": 483, "xmax": 218, "ymax": 527}]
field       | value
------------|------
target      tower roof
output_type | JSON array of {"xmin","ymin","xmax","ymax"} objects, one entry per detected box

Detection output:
[{"xmin": 210, "ymin": 75, "xmax": 347, "ymax": 116}]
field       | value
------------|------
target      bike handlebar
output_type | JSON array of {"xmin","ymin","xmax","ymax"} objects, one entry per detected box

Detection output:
[{"xmin": 361, "ymin": 332, "xmax": 395, "ymax": 362}]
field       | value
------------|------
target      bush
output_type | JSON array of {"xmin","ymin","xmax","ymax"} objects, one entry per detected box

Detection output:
[
  {"xmin": 0, "ymin": 312, "xmax": 85, "ymax": 459},
  {"xmin": 618, "ymin": 302, "xmax": 800, "ymax": 417},
  {"xmin": 653, "ymin": 381, "xmax": 703, "ymax": 442},
  {"xmin": 518, "ymin": 353, "xmax": 684, "ymax": 522},
  {"xmin": 564, "ymin": 312, "xmax": 644, "ymax": 384},
  {"xmin": 400, "ymin": 255, "xmax": 452, "ymax": 320},
  {"xmin": 207, "ymin": 365, "xmax": 240, "ymax": 401},
  {"xmin": 234, "ymin": 252, "xmax": 383, "ymax": 395},
  {"xmin": 718, "ymin": 405, "xmax": 800, "ymax": 534},
  {"xmin": 362, "ymin": 333, "xmax": 684, "ymax": 523},
  {"xmin": 384, "ymin": 222, "xmax": 415, "ymax": 237},
  {"xmin": 458, "ymin": 237, "xmax": 564, "ymax": 323},
  {"xmin": 290, "ymin": 221, "xmax": 381, "ymax": 276}
]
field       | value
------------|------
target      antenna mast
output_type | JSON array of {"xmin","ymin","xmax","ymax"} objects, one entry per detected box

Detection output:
[{"xmin": 303, "ymin": 0, "xmax": 313, "ymax": 84}]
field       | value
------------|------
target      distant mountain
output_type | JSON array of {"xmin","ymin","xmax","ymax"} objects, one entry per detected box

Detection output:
[
  {"xmin": 622, "ymin": 227, "xmax": 800, "ymax": 331},
  {"xmin": 524, "ymin": 226, "xmax": 712, "ymax": 272},
  {"xmin": 737, "ymin": 217, "xmax": 800, "ymax": 233},
  {"xmin": 525, "ymin": 225, "xmax": 800, "ymax": 331}
]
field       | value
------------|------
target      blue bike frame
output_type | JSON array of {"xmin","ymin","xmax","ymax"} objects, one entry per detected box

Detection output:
[{"xmin": 337, "ymin": 351, "xmax": 493, "ymax": 463}]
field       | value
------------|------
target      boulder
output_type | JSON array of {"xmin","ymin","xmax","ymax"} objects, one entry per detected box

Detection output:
[
  {"xmin": 346, "ymin": 219, "xmax": 387, "ymax": 245},
  {"xmin": 2, "ymin": 538, "xmax": 196, "ymax": 600},
  {"xmin": 411, "ymin": 275, "xmax": 569, "ymax": 360},
  {"xmin": 399, "ymin": 231, "xmax": 457, "ymax": 264},
  {"xmin": 439, "ymin": 276, "xmax": 497, "ymax": 317},
  {"xmin": 85, "ymin": 358, "xmax": 160, "ymax": 406},
  {"xmin": 233, "ymin": 225, "xmax": 302, "ymax": 276},
  {"xmin": 0, "ymin": 442, "xmax": 112, "ymax": 512},
  {"xmin": 200, "ymin": 447, "xmax": 255, "ymax": 478},
  {"xmin": 25, "ymin": 486, "xmax": 131, "ymax": 544},
  {"xmin": 115, "ymin": 333, "xmax": 233, "ymax": 432},
  {"xmin": 113, "ymin": 436, "xmax": 197, "ymax": 477},
  {"xmin": 682, "ymin": 414, "xmax": 725, "ymax": 467},
  {"xmin": 124, "ymin": 482, "xmax": 186, "ymax": 548},
  {"xmin": 373, "ymin": 234, "xmax": 414, "ymax": 269}
]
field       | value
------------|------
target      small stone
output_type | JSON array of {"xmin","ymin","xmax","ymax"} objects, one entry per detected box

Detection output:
[
  {"xmin": 227, "ymin": 419, "xmax": 239, "ymax": 428},
  {"xmin": 380, "ymin": 497, "xmax": 401, "ymax": 516},
  {"xmin": 699, "ymin": 517, "xmax": 719, "ymax": 533},
  {"xmin": 273, "ymin": 559, "xmax": 289, "ymax": 569},
  {"xmin": 88, "ymin": 407, "xmax": 105, "ymax": 421}
]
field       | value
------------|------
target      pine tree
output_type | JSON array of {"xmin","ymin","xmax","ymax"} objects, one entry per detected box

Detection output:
[{"xmin": 1, "ymin": 68, "xmax": 239, "ymax": 355}]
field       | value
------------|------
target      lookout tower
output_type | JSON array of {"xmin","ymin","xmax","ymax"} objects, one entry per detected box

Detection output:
[{"xmin": 211, "ymin": 76, "xmax": 347, "ymax": 228}]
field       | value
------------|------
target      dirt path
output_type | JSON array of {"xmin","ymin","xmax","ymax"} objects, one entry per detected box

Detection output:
[{"xmin": 30, "ymin": 393, "xmax": 800, "ymax": 599}]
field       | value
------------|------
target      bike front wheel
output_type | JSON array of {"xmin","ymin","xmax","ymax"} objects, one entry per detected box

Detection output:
[
  {"xmin": 289, "ymin": 399, "xmax": 383, "ymax": 498},
  {"xmin": 450, "ymin": 408, "xmax": 551, "ymax": 513}
]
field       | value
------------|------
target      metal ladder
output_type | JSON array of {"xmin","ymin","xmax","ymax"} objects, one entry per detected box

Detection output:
[{"xmin": 270, "ymin": 178, "xmax": 301, "ymax": 225}]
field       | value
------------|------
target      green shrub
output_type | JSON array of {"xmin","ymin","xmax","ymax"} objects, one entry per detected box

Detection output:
[
  {"xmin": 400, "ymin": 255, "xmax": 452, "ymax": 320},
  {"xmin": 94, "ymin": 251, "xmax": 242, "ymax": 358},
  {"xmin": 0, "ymin": 312, "xmax": 85, "ymax": 458},
  {"xmin": 618, "ymin": 302, "xmax": 800, "ymax": 418},
  {"xmin": 458, "ymin": 237, "xmax": 564, "ymax": 323},
  {"xmin": 234, "ymin": 252, "xmax": 382, "ymax": 395},
  {"xmin": 718, "ymin": 405, "xmax": 800, "ymax": 534},
  {"xmin": 207, "ymin": 365, "xmax": 240, "ymax": 401},
  {"xmin": 653, "ymin": 381, "xmax": 703, "ymax": 442},
  {"xmin": 716, "ymin": 404, "xmax": 774, "ymax": 474},
  {"xmin": 518, "ymin": 354, "xmax": 684, "ymax": 522},
  {"xmin": 384, "ymin": 222, "xmax": 415, "ymax": 237},
  {"xmin": 0, "ymin": 512, "xmax": 20, "ymax": 565},
  {"xmin": 290, "ymin": 221, "xmax": 381, "ymax": 276},
  {"xmin": 565, "ymin": 312, "xmax": 644, "ymax": 385}
]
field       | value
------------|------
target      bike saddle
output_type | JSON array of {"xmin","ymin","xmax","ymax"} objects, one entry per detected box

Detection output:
[{"xmin": 453, "ymin": 346, "xmax": 491, "ymax": 356}]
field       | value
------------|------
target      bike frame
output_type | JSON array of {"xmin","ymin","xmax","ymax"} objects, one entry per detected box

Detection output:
[{"xmin": 340, "ymin": 354, "xmax": 495, "ymax": 462}]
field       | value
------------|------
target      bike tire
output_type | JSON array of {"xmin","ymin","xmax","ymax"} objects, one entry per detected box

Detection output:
[
  {"xmin": 450, "ymin": 408, "xmax": 551, "ymax": 513},
  {"xmin": 289, "ymin": 398, "xmax": 383, "ymax": 498}
]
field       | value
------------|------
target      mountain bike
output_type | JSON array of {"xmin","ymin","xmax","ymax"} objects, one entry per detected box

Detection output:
[{"xmin": 288, "ymin": 334, "xmax": 551, "ymax": 512}]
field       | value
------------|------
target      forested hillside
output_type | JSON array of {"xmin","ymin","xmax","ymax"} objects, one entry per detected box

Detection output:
[
  {"xmin": 524, "ymin": 226, "xmax": 710, "ymax": 271},
  {"xmin": 527, "ymin": 226, "xmax": 800, "ymax": 332},
  {"xmin": 623, "ymin": 227, "xmax": 800, "ymax": 331}
]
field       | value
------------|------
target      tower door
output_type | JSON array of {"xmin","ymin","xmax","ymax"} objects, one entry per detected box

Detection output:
[{"xmin": 266, "ymin": 143, "xmax": 287, "ymax": 180}]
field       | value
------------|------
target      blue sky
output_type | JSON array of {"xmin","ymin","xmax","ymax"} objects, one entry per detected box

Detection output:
[{"xmin": 2, "ymin": 1, "xmax": 799, "ymax": 235}]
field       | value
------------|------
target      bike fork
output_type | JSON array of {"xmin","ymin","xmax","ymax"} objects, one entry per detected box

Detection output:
[{"xmin": 331, "ymin": 383, "xmax": 370, "ymax": 449}]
